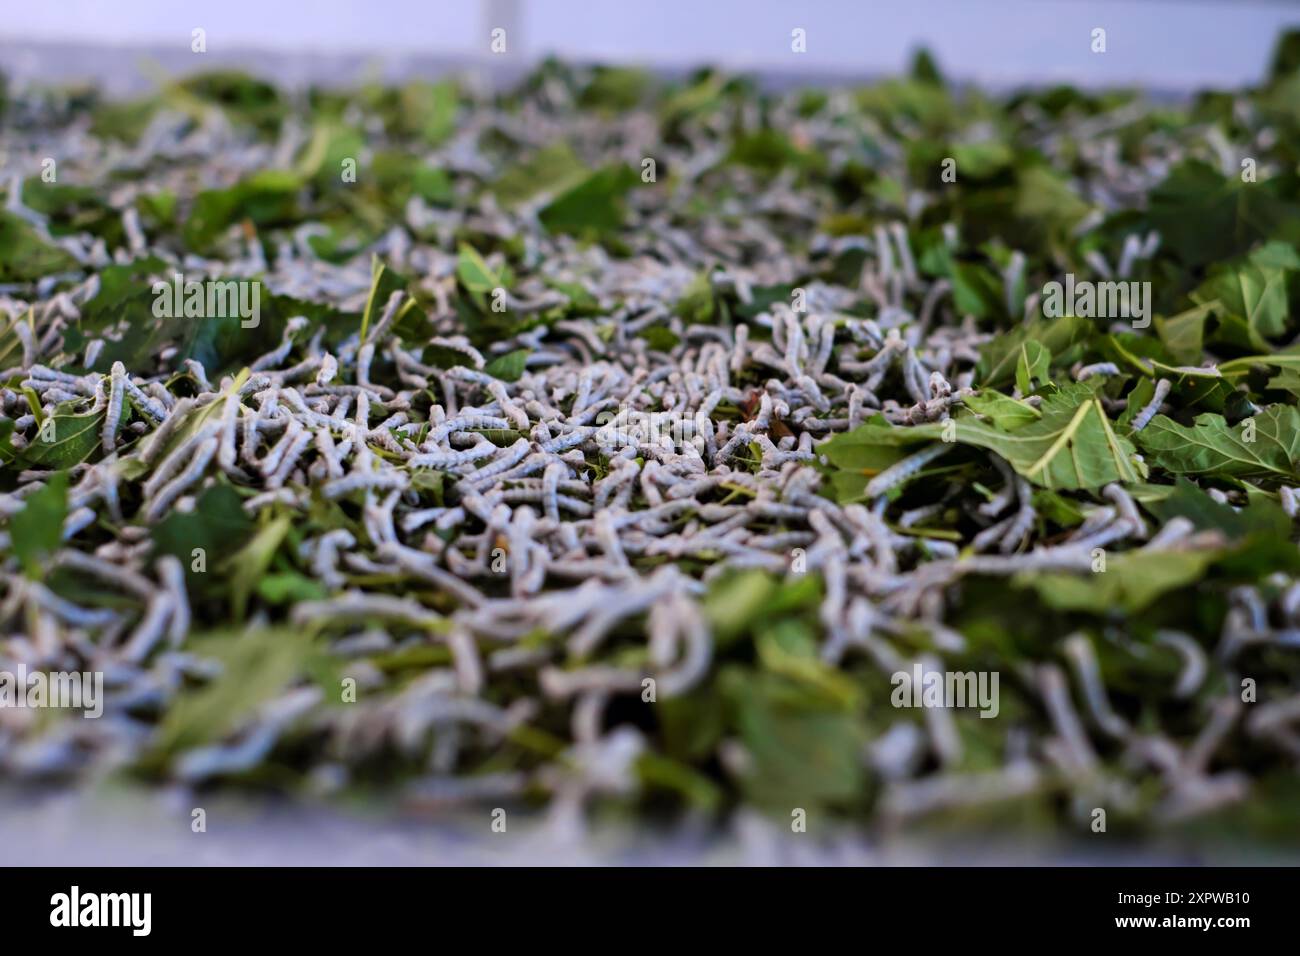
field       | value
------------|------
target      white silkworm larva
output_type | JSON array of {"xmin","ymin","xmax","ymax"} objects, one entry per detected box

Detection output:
[
  {"xmin": 217, "ymin": 393, "xmax": 241, "ymax": 472},
  {"xmin": 101, "ymin": 363, "xmax": 126, "ymax": 453},
  {"xmin": 144, "ymin": 435, "xmax": 218, "ymax": 522},
  {"xmin": 142, "ymin": 421, "xmax": 219, "ymax": 499},
  {"xmin": 322, "ymin": 470, "xmax": 408, "ymax": 499},
  {"xmin": 158, "ymin": 555, "xmax": 191, "ymax": 646},
  {"xmin": 267, "ymin": 430, "xmax": 312, "ymax": 489},
  {"xmin": 122, "ymin": 591, "xmax": 175, "ymax": 662},
  {"xmin": 1130, "ymin": 378, "xmax": 1171, "ymax": 432},
  {"xmin": 1076, "ymin": 362, "xmax": 1120, "ymax": 381},
  {"xmin": 1280, "ymin": 486, "xmax": 1298, "ymax": 518},
  {"xmin": 1155, "ymin": 630, "xmax": 1208, "ymax": 699},
  {"xmin": 60, "ymin": 506, "xmax": 96, "ymax": 540},
  {"xmin": 1063, "ymin": 633, "xmax": 1130, "ymax": 738},
  {"xmin": 316, "ymin": 354, "xmax": 338, "ymax": 385},
  {"xmin": 120, "ymin": 376, "xmax": 167, "ymax": 422},
  {"xmin": 864, "ymin": 443, "xmax": 951, "ymax": 498}
]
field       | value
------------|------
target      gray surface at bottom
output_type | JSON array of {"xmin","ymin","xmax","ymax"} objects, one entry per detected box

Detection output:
[{"xmin": 1, "ymin": 790, "xmax": 1289, "ymax": 866}]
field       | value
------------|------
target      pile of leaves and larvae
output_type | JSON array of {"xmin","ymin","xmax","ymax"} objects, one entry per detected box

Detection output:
[{"xmin": 3, "ymin": 39, "xmax": 1300, "ymax": 848}]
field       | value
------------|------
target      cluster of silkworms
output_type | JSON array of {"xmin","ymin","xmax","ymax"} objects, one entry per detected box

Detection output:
[{"xmin": 1, "ymin": 68, "xmax": 1298, "ymax": 835}]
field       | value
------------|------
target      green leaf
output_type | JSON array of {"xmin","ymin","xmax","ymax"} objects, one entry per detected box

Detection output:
[
  {"xmin": 152, "ymin": 627, "xmax": 315, "ymax": 756},
  {"xmin": 224, "ymin": 514, "xmax": 292, "ymax": 620},
  {"xmin": 1219, "ymin": 351, "xmax": 1300, "ymax": 379},
  {"xmin": 0, "ymin": 211, "xmax": 77, "ymax": 282},
  {"xmin": 965, "ymin": 405, "xmax": 1138, "ymax": 489},
  {"xmin": 88, "ymin": 96, "xmax": 161, "ymax": 145},
  {"xmin": 1015, "ymin": 548, "xmax": 1217, "ymax": 614},
  {"xmin": 1266, "ymin": 367, "xmax": 1300, "ymax": 398},
  {"xmin": 703, "ymin": 570, "xmax": 822, "ymax": 649},
  {"xmin": 484, "ymin": 349, "xmax": 530, "ymax": 382},
  {"xmin": 1192, "ymin": 244, "xmax": 1296, "ymax": 348},
  {"xmin": 1135, "ymin": 406, "xmax": 1300, "ymax": 480},
  {"xmin": 1014, "ymin": 165, "xmax": 1091, "ymax": 237},
  {"xmin": 539, "ymin": 164, "xmax": 638, "ymax": 236},
  {"xmin": 1117, "ymin": 376, "xmax": 1156, "ymax": 430},
  {"xmin": 580, "ymin": 67, "xmax": 653, "ymax": 111},
  {"xmin": 975, "ymin": 315, "xmax": 1092, "ymax": 388},
  {"xmin": 963, "ymin": 389, "xmax": 1041, "ymax": 430},
  {"xmin": 358, "ymin": 256, "xmax": 387, "ymax": 341},
  {"xmin": 727, "ymin": 127, "xmax": 822, "ymax": 176},
  {"xmin": 174, "ymin": 279, "xmax": 290, "ymax": 377},
  {"xmin": 817, "ymin": 415, "xmax": 924, "ymax": 501},
  {"xmin": 1144, "ymin": 480, "xmax": 1300, "ymax": 576},
  {"xmin": 365, "ymin": 151, "xmax": 454, "ymax": 211},
  {"xmin": 398, "ymin": 80, "xmax": 458, "ymax": 145},
  {"xmin": 121, "ymin": 371, "xmax": 249, "ymax": 482},
  {"xmin": 675, "ymin": 270, "xmax": 717, "ymax": 325},
  {"xmin": 412, "ymin": 164, "xmax": 453, "ymax": 205},
  {"xmin": 9, "ymin": 472, "xmax": 68, "ymax": 577},
  {"xmin": 64, "ymin": 256, "xmax": 172, "ymax": 372},
  {"xmin": 820, "ymin": 414, "xmax": 969, "ymax": 501},
  {"xmin": 635, "ymin": 751, "xmax": 723, "ymax": 810},
  {"xmin": 1014, "ymin": 340, "xmax": 1051, "ymax": 394},
  {"xmin": 756, "ymin": 620, "xmax": 860, "ymax": 708},
  {"xmin": 1033, "ymin": 489, "xmax": 1086, "ymax": 528},
  {"xmin": 183, "ymin": 169, "xmax": 302, "ymax": 251},
  {"xmin": 1142, "ymin": 160, "xmax": 1300, "ymax": 269},
  {"xmin": 456, "ymin": 243, "xmax": 505, "ymax": 296},
  {"xmin": 1155, "ymin": 302, "xmax": 1214, "ymax": 366},
  {"xmin": 20, "ymin": 178, "xmax": 122, "ymax": 244},
  {"xmin": 151, "ymin": 483, "xmax": 254, "ymax": 589},
  {"xmin": 938, "ymin": 383, "xmax": 1142, "ymax": 490},
  {"xmin": 2, "ymin": 408, "xmax": 113, "ymax": 470},
  {"xmin": 639, "ymin": 325, "xmax": 679, "ymax": 351},
  {"xmin": 1146, "ymin": 478, "xmax": 1284, "ymax": 540},
  {"xmin": 491, "ymin": 142, "xmax": 588, "ymax": 208},
  {"xmin": 704, "ymin": 570, "xmax": 776, "ymax": 646},
  {"xmin": 257, "ymin": 571, "xmax": 328, "ymax": 605},
  {"xmin": 176, "ymin": 70, "xmax": 285, "ymax": 135},
  {"xmin": 721, "ymin": 667, "xmax": 866, "ymax": 811}
]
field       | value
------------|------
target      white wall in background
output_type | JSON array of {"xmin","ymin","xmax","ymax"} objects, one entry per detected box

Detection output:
[
  {"xmin": 521, "ymin": 0, "xmax": 1300, "ymax": 89},
  {"xmin": 0, "ymin": 0, "xmax": 1296, "ymax": 89},
  {"xmin": 0, "ymin": 0, "xmax": 481, "ymax": 53}
]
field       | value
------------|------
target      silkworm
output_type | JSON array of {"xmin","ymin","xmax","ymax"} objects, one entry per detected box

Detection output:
[
  {"xmin": 267, "ymin": 429, "xmax": 312, "ymax": 489},
  {"xmin": 1130, "ymin": 378, "xmax": 1171, "ymax": 432},
  {"xmin": 8, "ymin": 72, "xmax": 1292, "ymax": 828},
  {"xmin": 322, "ymin": 469, "xmax": 409, "ymax": 499},
  {"xmin": 28, "ymin": 581, "xmax": 119, "ymax": 628},
  {"xmin": 1076, "ymin": 362, "xmax": 1120, "ymax": 381},
  {"xmin": 1104, "ymin": 482, "xmax": 1147, "ymax": 538},
  {"xmin": 182, "ymin": 359, "xmax": 213, "ymax": 392},
  {"xmin": 316, "ymin": 354, "xmax": 338, "ymax": 385},
  {"xmin": 864, "ymin": 443, "xmax": 951, "ymax": 498},
  {"xmin": 142, "ymin": 421, "xmax": 220, "ymax": 500},
  {"xmin": 122, "ymin": 590, "xmax": 175, "ymax": 662},
  {"xmin": 120, "ymin": 374, "xmax": 168, "ymax": 422},
  {"xmin": 290, "ymin": 591, "xmax": 440, "ymax": 629},
  {"xmin": 144, "ymin": 435, "xmax": 218, "ymax": 521},
  {"xmin": 101, "ymin": 362, "xmax": 126, "ymax": 453},
  {"xmin": 1063, "ymin": 633, "xmax": 1130, "ymax": 738},
  {"xmin": 1036, "ymin": 663, "xmax": 1099, "ymax": 775},
  {"xmin": 1279, "ymin": 486, "xmax": 1297, "ymax": 518},
  {"xmin": 1155, "ymin": 630, "xmax": 1207, "ymax": 699}
]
